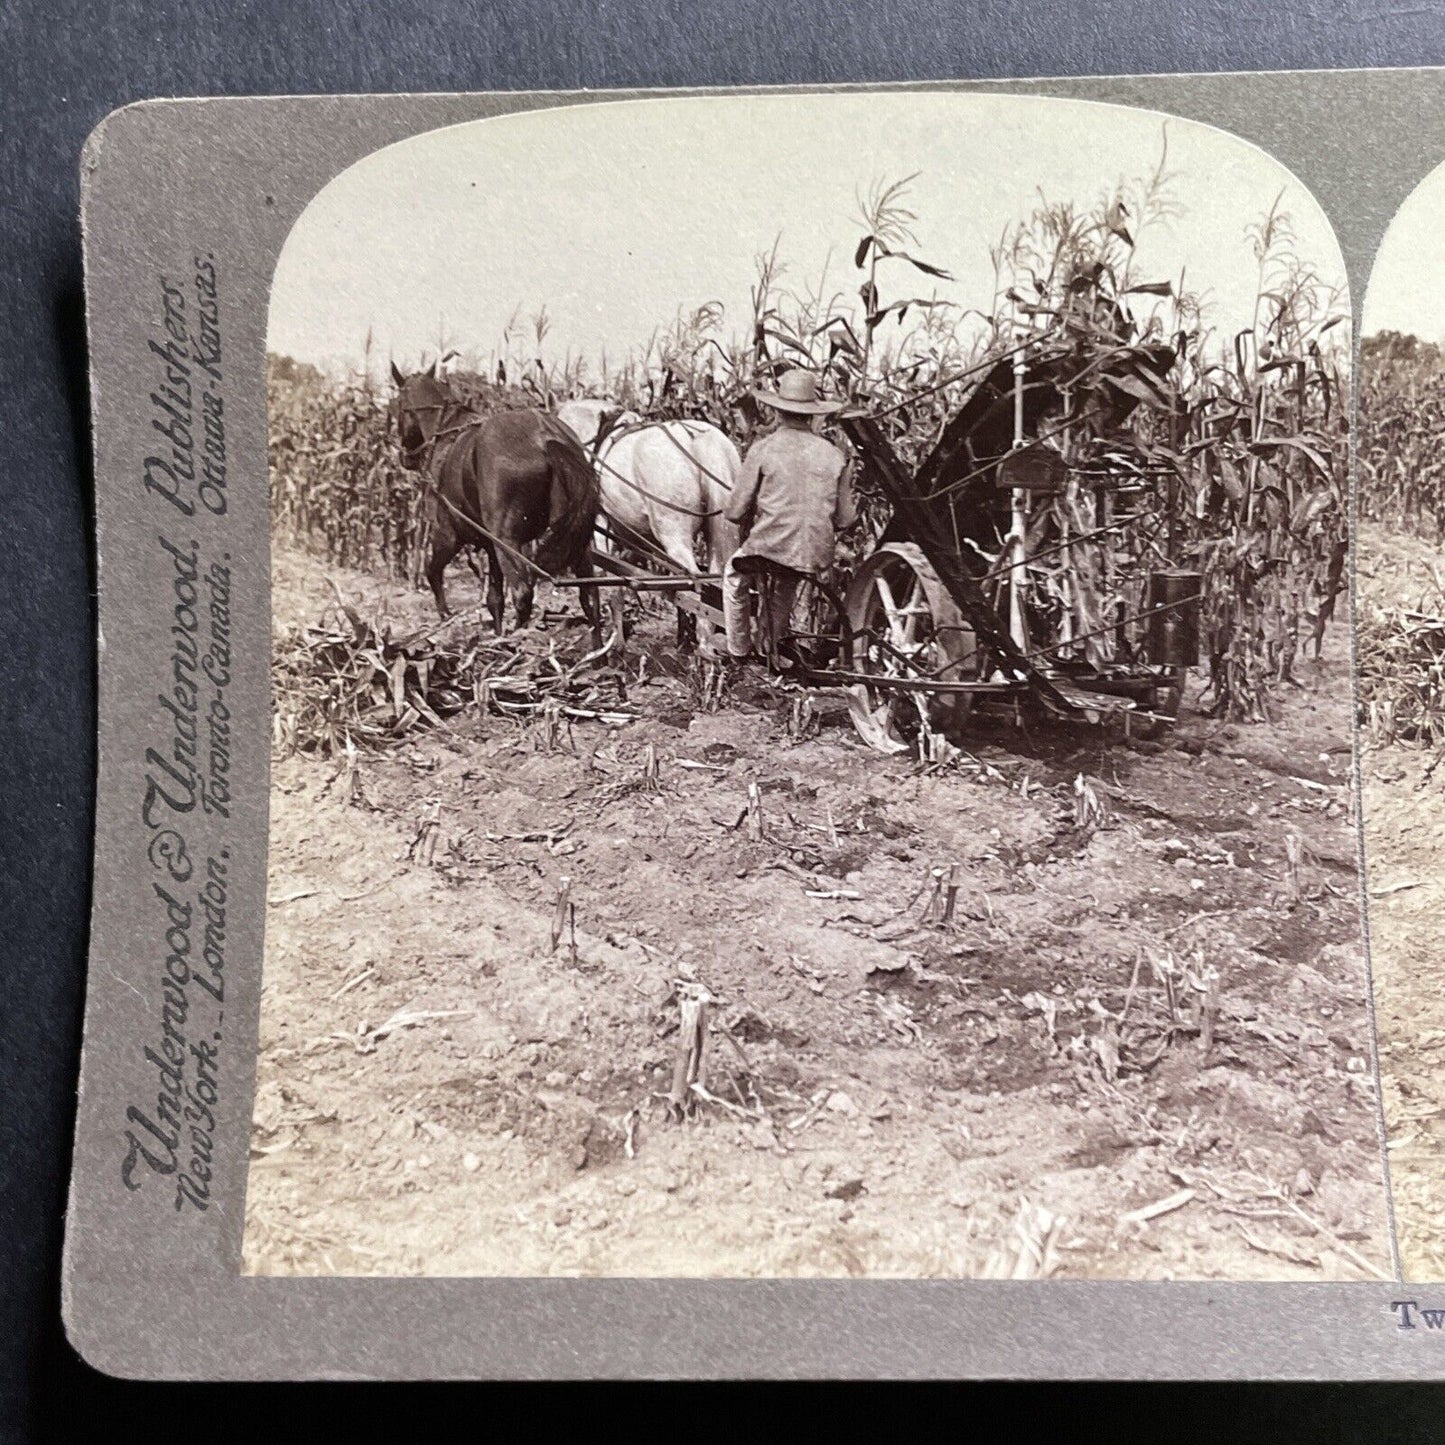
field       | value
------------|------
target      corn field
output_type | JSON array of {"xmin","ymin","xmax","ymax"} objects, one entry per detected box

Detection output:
[
  {"xmin": 1357, "ymin": 332, "xmax": 1445, "ymax": 540},
  {"xmin": 268, "ymin": 354, "xmax": 428, "ymax": 583},
  {"xmin": 1355, "ymin": 333, "xmax": 1445, "ymax": 751},
  {"xmin": 269, "ymin": 156, "xmax": 1349, "ymax": 722}
]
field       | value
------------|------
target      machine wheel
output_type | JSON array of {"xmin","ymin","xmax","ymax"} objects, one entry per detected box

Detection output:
[{"xmin": 843, "ymin": 543, "xmax": 983, "ymax": 753}]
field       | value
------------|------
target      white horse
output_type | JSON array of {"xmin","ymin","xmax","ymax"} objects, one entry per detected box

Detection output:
[
  {"xmin": 557, "ymin": 399, "xmax": 740, "ymax": 652},
  {"xmin": 556, "ymin": 400, "xmax": 740, "ymax": 576}
]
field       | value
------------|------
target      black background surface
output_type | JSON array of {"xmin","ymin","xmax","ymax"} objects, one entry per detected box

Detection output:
[{"xmin": 8, "ymin": 0, "xmax": 1445, "ymax": 1436}]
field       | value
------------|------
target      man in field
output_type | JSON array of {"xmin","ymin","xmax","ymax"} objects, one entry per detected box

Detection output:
[{"xmin": 723, "ymin": 368, "xmax": 857, "ymax": 666}]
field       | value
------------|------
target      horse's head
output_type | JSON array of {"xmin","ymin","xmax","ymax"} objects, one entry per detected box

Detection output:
[
  {"xmin": 554, "ymin": 398, "xmax": 642, "ymax": 457},
  {"xmin": 595, "ymin": 405, "xmax": 642, "ymax": 452},
  {"xmin": 389, "ymin": 360, "xmax": 448, "ymax": 470}
]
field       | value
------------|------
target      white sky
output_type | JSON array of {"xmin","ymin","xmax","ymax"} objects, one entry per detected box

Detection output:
[
  {"xmin": 268, "ymin": 92, "xmax": 1346, "ymax": 377},
  {"xmin": 1364, "ymin": 158, "xmax": 1445, "ymax": 343}
]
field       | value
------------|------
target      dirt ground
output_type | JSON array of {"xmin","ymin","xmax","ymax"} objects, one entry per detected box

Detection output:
[
  {"xmin": 242, "ymin": 542, "xmax": 1393, "ymax": 1280},
  {"xmin": 1358, "ymin": 521, "xmax": 1445, "ymax": 1280}
]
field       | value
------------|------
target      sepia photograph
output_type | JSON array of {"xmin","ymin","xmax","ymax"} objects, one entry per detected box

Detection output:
[
  {"xmin": 243, "ymin": 91, "xmax": 1389, "ymax": 1281},
  {"xmin": 1356, "ymin": 159, "xmax": 1445, "ymax": 1280}
]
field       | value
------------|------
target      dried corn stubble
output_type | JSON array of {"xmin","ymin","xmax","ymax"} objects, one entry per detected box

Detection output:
[
  {"xmin": 1356, "ymin": 595, "xmax": 1445, "ymax": 751},
  {"xmin": 271, "ymin": 598, "xmax": 632, "ymax": 758}
]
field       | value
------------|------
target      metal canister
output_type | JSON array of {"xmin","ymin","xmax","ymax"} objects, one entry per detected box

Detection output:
[
  {"xmin": 1144, "ymin": 569, "xmax": 1202, "ymax": 668},
  {"xmin": 994, "ymin": 441, "xmax": 1068, "ymax": 494}
]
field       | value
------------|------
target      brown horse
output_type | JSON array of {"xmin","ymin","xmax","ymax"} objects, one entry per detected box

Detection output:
[{"xmin": 390, "ymin": 364, "xmax": 603, "ymax": 639}]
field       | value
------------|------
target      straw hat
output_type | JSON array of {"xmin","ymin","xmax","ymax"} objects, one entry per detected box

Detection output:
[{"xmin": 751, "ymin": 368, "xmax": 844, "ymax": 416}]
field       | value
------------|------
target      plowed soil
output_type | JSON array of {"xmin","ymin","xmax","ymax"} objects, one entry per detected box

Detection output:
[{"xmin": 242, "ymin": 544, "xmax": 1393, "ymax": 1280}]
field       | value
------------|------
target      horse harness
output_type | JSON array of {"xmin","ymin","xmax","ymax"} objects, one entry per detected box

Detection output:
[
  {"xmin": 421, "ymin": 475, "xmax": 559, "ymax": 585},
  {"xmin": 403, "ymin": 397, "xmax": 561, "ymax": 584},
  {"xmin": 589, "ymin": 418, "xmax": 734, "ymax": 521},
  {"xmin": 403, "ymin": 395, "xmax": 730, "ymax": 562}
]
